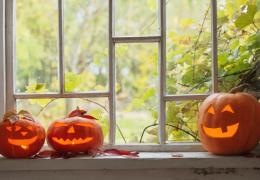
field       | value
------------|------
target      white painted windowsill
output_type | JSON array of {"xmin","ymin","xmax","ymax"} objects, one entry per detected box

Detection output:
[{"xmin": 0, "ymin": 152, "xmax": 260, "ymax": 171}]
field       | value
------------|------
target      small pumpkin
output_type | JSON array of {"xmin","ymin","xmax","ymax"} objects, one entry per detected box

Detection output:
[
  {"xmin": 47, "ymin": 108, "xmax": 103, "ymax": 153},
  {"xmin": 198, "ymin": 92, "xmax": 260, "ymax": 155},
  {"xmin": 0, "ymin": 110, "xmax": 46, "ymax": 158}
]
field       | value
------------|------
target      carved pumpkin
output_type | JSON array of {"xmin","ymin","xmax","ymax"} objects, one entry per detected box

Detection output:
[
  {"xmin": 0, "ymin": 110, "xmax": 46, "ymax": 158},
  {"xmin": 47, "ymin": 108, "xmax": 103, "ymax": 153},
  {"xmin": 198, "ymin": 93, "xmax": 260, "ymax": 155}
]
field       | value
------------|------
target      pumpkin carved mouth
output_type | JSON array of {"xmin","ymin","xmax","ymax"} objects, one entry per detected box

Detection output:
[
  {"xmin": 8, "ymin": 136, "xmax": 38, "ymax": 150},
  {"xmin": 202, "ymin": 123, "xmax": 239, "ymax": 138},
  {"xmin": 52, "ymin": 137, "xmax": 93, "ymax": 145}
]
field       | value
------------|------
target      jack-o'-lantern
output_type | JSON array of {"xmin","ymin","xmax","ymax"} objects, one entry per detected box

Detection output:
[
  {"xmin": 47, "ymin": 108, "xmax": 103, "ymax": 153},
  {"xmin": 0, "ymin": 110, "xmax": 46, "ymax": 158},
  {"xmin": 198, "ymin": 93, "xmax": 260, "ymax": 155}
]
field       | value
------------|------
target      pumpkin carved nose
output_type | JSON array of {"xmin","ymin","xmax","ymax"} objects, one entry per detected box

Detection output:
[
  {"xmin": 67, "ymin": 126, "xmax": 75, "ymax": 134},
  {"xmin": 21, "ymin": 131, "xmax": 28, "ymax": 136}
]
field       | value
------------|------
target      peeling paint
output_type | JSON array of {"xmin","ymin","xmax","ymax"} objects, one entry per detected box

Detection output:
[{"xmin": 193, "ymin": 168, "xmax": 236, "ymax": 176}]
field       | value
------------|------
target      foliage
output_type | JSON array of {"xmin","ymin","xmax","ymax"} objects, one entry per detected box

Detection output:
[{"xmin": 165, "ymin": 0, "xmax": 259, "ymax": 142}]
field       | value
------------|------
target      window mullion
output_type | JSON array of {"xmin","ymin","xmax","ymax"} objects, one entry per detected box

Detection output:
[
  {"xmin": 14, "ymin": 92, "xmax": 110, "ymax": 99},
  {"xmin": 112, "ymin": 36, "xmax": 161, "ymax": 43},
  {"xmin": 211, "ymin": 0, "xmax": 218, "ymax": 93},
  {"xmin": 5, "ymin": 0, "xmax": 16, "ymax": 111},
  {"xmin": 158, "ymin": 0, "xmax": 166, "ymax": 144},
  {"xmin": 164, "ymin": 94, "xmax": 210, "ymax": 101},
  {"xmin": 0, "ymin": 0, "xmax": 5, "ymax": 117},
  {"xmin": 58, "ymin": 0, "xmax": 65, "ymax": 94},
  {"xmin": 109, "ymin": 0, "xmax": 116, "ymax": 145}
]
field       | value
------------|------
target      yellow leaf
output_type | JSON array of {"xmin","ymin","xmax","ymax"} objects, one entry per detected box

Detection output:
[{"xmin": 180, "ymin": 18, "xmax": 195, "ymax": 28}]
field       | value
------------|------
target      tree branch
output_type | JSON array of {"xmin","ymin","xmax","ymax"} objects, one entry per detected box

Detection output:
[
  {"xmin": 36, "ymin": 99, "xmax": 57, "ymax": 117},
  {"xmin": 192, "ymin": 5, "xmax": 210, "ymax": 80},
  {"xmin": 82, "ymin": 98, "xmax": 127, "ymax": 143},
  {"xmin": 139, "ymin": 123, "xmax": 199, "ymax": 143}
]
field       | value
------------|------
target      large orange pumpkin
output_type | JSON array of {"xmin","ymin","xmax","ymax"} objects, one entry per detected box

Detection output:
[
  {"xmin": 47, "ymin": 108, "xmax": 103, "ymax": 153},
  {"xmin": 198, "ymin": 93, "xmax": 260, "ymax": 155},
  {"xmin": 0, "ymin": 110, "xmax": 46, "ymax": 158}
]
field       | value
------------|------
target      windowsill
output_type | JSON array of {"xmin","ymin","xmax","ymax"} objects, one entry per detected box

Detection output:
[{"xmin": 1, "ymin": 152, "xmax": 260, "ymax": 171}]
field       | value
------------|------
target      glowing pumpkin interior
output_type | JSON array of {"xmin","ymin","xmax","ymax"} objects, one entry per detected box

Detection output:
[
  {"xmin": 202, "ymin": 104, "xmax": 239, "ymax": 138},
  {"xmin": 51, "ymin": 122, "xmax": 95, "ymax": 146},
  {"xmin": 5, "ymin": 124, "xmax": 39, "ymax": 150}
]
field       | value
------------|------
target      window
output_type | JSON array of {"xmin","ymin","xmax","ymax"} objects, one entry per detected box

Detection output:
[{"xmin": 3, "ymin": 0, "xmax": 259, "ymax": 151}]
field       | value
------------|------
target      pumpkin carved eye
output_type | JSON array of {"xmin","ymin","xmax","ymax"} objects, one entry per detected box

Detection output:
[
  {"xmin": 6, "ymin": 126, "xmax": 12, "ymax": 131},
  {"xmin": 221, "ymin": 104, "xmax": 234, "ymax": 113},
  {"xmin": 54, "ymin": 122, "xmax": 68, "ymax": 127},
  {"xmin": 76, "ymin": 122, "xmax": 94, "ymax": 128},
  {"xmin": 27, "ymin": 126, "xmax": 33, "ymax": 131},
  {"xmin": 207, "ymin": 106, "xmax": 215, "ymax": 115},
  {"xmin": 15, "ymin": 126, "xmax": 21, "ymax": 132}
]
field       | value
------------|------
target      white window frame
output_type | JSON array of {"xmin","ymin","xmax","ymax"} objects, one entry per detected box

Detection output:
[
  {"xmin": 0, "ymin": 0, "xmax": 5, "ymax": 118},
  {"xmin": 2, "ymin": 0, "xmax": 218, "ymax": 152}
]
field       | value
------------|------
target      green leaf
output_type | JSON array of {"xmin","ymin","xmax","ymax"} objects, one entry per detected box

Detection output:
[
  {"xmin": 35, "ymin": 83, "xmax": 45, "ymax": 91},
  {"xmin": 147, "ymin": 0, "xmax": 157, "ymax": 11},
  {"xmin": 217, "ymin": 10, "xmax": 229, "ymax": 25},
  {"xmin": 254, "ymin": 11, "xmax": 260, "ymax": 28},
  {"xmin": 218, "ymin": 16, "xmax": 229, "ymax": 25},
  {"xmin": 180, "ymin": 18, "xmax": 195, "ymax": 28},
  {"xmin": 234, "ymin": 4, "xmax": 257, "ymax": 30},
  {"xmin": 26, "ymin": 83, "xmax": 47, "ymax": 93},
  {"xmin": 246, "ymin": 32, "xmax": 260, "ymax": 49}
]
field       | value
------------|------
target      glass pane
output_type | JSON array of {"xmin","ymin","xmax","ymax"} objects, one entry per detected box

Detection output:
[
  {"xmin": 217, "ymin": 0, "xmax": 259, "ymax": 92},
  {"xmin": 115, "ymin": 43, "xmax": 158, "ymax": 144},
  {"xmin": 115, "ymin": 0, "xmax": 159, "ymax": 36},
  {"xmin": 64, "ymin": 0, "xmax": 108, "ymax": 92},
  {"xmin": 166, "ymin": 101, "xmax": 201, "ymax": 143},
  {"xmin": 166, "ymin": 0, "xmax": 212, "ymax": 95},
  {"xmin": 16, "ymin": 0, "xmax": 59, "ymax": 93},
  {"xmin": 17, "ymin": 98, "xmax": 109, "ymax": 144}
]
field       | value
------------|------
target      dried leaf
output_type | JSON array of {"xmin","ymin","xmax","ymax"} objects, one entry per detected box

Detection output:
[
  {"xmin": 19, "ymin": 110, "xmax": 35, "ymax": 121},
  {"xmin": 82, "ymin": 115, "xmax": 97, "ymax": 120},
  {"xmin": 68, "ymin": 107, "xmax": 97, "ymax": 120},
  {"xmin": 34, "ymin": 150, "xmax": 56, "ymax": 158},
  {"xmin": 3, "ymin": 111, "xmax": 17, "ymax": 121}
]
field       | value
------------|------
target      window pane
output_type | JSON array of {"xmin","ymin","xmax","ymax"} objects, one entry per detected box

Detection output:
[
  {"xmin": 166, "ymin": 101, "xmax": 201, "ymax": 143},
  {"xmin": 115, "ymin": 43, "xmax": 158, "ymax": 144},
  {"xmin": 166, "ymin": 0, "xmax": 212, "ymax": 95},
  {"xmin": 217, "ymin": 0, "xmax": 259, "ymax": 92},
  {"xmin": 17, "ymin": 98, "xmax": 109, "ymax": 143},
  {"xmin": 64, "ymin": 0, "xmax": 108, "ymax": 92},
  {"xmin": 16, "ymin": 0, "xmax": 59, "ymax": 93},
  {"xmin": 115, "ymin": 0, "xmax": 159, "ymax": 36}
]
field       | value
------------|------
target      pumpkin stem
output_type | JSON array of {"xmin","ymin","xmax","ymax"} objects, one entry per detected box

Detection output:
[{"xmin": 229, "ymin": 83, "xmax": 250, "ymax": 94}]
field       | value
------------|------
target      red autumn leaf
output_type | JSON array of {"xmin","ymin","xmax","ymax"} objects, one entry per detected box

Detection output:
[
  {"xmin": 34, "ymin": 148, "xmax": 139, "ymax": 159},
  {"xmin": 103, "ymin": 149, "xmax": 139, "ymax": 157},
  {"xmin": 67, "ymin": 107, "xmax": 97, "ymax": 120},
  {"xmin": 68, "ymin": 107, "xmax": 87, "ymax": 117},
  {"xmin": 82, "ymin": 115, "xmax": 97, "ymax": 120}
]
